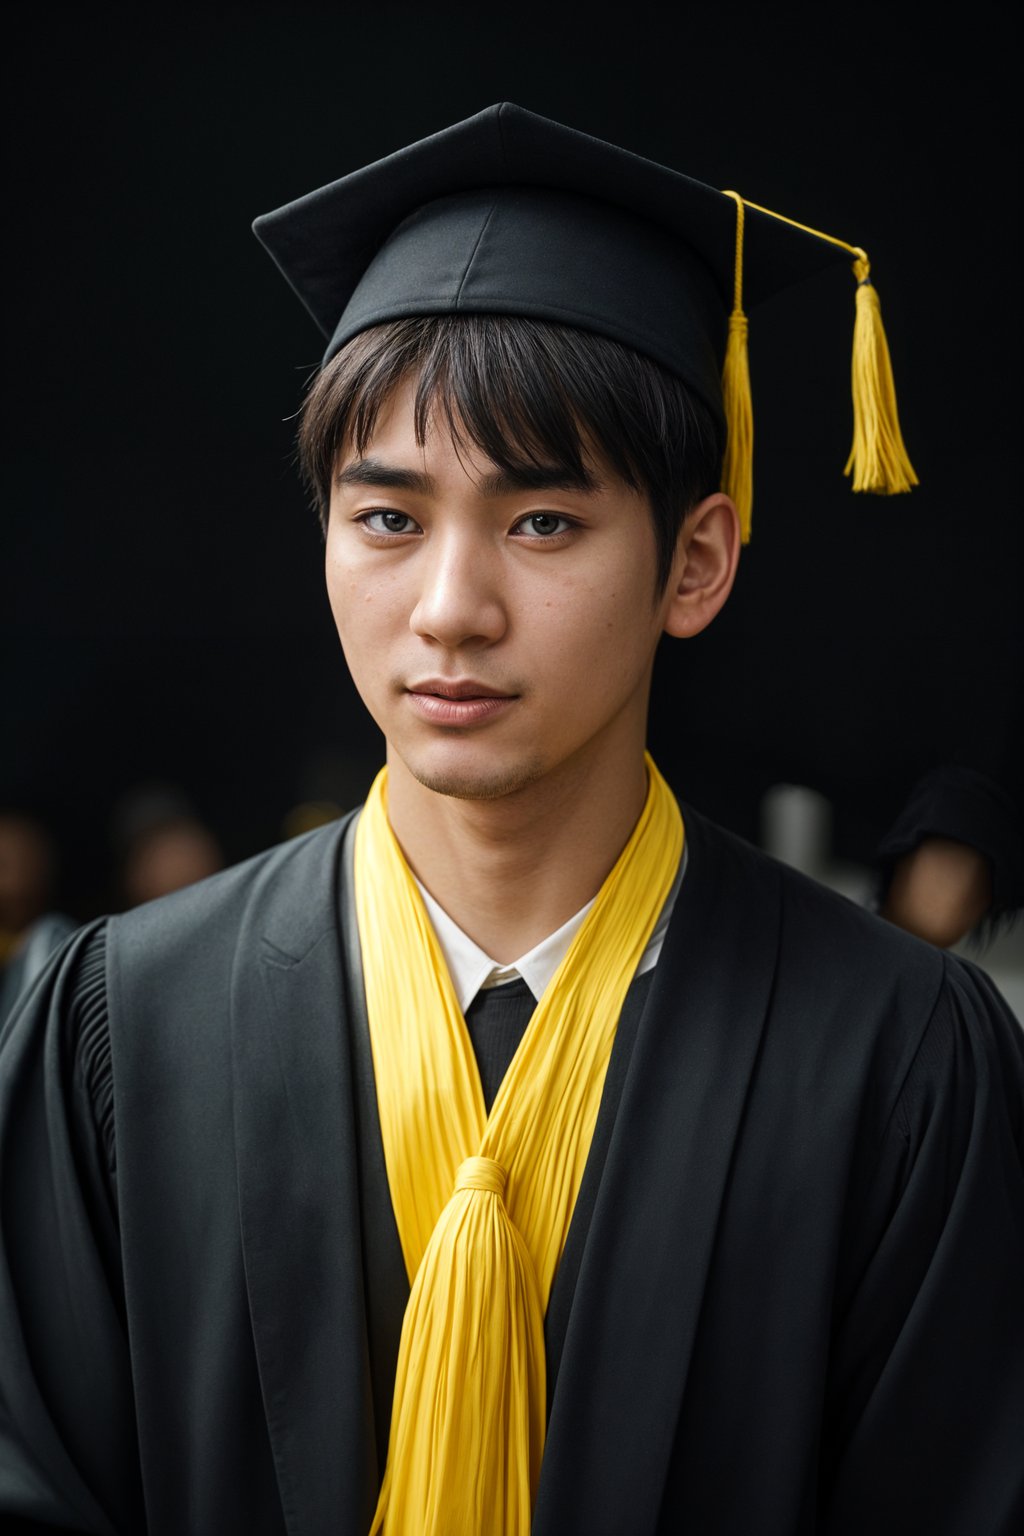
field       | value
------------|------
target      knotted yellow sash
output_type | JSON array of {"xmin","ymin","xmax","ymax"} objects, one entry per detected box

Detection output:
[{"xmin": 355, "ymin": 754, "xmax": 683, "ymax": 1534}]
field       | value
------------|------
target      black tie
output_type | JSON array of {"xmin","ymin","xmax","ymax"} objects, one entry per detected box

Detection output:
[{"xmin": 464, "ymin": 976, "xmax": 536, "ymax": 1112}]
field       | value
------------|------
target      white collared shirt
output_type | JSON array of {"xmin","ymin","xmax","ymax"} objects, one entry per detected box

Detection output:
[{"xmin": 416, "ymin": 845, "xmax": 687, "ymax": 1013}]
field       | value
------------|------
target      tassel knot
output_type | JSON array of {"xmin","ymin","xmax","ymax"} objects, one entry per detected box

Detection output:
[{"xmin": 456, "ymin": 1155, "xmax": 508, "ymax": 1196}]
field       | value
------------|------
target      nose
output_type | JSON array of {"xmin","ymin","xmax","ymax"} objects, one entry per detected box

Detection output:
[{"xmin": 409, "ymin": 530, "xmax": 507, "ymax": 649}]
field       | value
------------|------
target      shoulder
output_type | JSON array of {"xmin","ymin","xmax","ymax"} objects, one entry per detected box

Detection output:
[
  {"xmin": 681, "ymin": 807, "xmax": 1023, "ymax": 1125},
  {"xmin": 91, "ymin": 815, "xmax": 355, "ymax": 1112},
  {"xmin": 0, "ymin": 917, "xmax": 118, "ymax": 1181},
  {"xmin": 106, "ymin": 813, "xmax": 353, "ymax": 983},
  {"xmin": 685, "ymin": 801, "xmax": 946, "ymax": 991},
  {"xmin": 923, "ymin": 952, "xmax": 1024, "ymax": 1140},
  {"xmin": 0, "ymin": 913, "xmax": 77, "ymax": 1025}
]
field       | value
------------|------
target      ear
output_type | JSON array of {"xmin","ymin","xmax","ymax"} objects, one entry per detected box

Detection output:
[{"xmin": 661, "ymin": 493, "xmax": 741, "ymax": 639}]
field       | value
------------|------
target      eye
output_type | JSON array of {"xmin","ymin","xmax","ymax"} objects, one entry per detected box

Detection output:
[
  {"xmin": 513, "ymin": 512, "xmax": 574, "ymax": 538},
  {"xmin": 359, "ymin": 509, "xmax": 421, "ymax": 536}
]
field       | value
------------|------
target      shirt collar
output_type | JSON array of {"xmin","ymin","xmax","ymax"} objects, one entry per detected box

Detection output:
[{"xmin": 416, "ymin": 844, "xmax": 686, "ymax": 1013}]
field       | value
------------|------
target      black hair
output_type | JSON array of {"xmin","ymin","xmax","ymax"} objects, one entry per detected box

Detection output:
[{"xmin": 298, "ymin": 314, "xmax": 722, "ymax": 591}]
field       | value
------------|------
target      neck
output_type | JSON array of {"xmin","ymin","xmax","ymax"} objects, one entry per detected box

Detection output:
[{"xmin": 385, "ymin": 741, "xmax": 649, "ymax": 965}]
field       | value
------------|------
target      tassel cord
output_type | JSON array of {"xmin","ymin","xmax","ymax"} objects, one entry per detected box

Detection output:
[
  {"xmin": 720, "ymin": 190, "xmax": 754, "ymax": 541},
  {"xmin": 728, "ymin": 199, "xmax": 918, "ymax": 496}
]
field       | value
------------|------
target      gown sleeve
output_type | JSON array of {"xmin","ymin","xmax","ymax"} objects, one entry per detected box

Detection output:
[
  {"xmin": 0, "ymin": 921, "xmax": 146, "ymax": 1534},
  {"xmin": 821, "ymin": 954, "xmax": 1024, "ymax": 1534}
]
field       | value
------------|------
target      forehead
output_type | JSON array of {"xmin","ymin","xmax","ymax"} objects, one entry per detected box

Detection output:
[
  {"xmin": 343, "ymin": 374, "xmax": 444, "ymax": 454},
  {"xmin": 333, "ymin": 374, "xmax": 617, "ymax": 498}
]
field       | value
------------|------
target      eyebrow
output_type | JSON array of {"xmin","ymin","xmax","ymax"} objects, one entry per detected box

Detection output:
[{"xmin": 333, "ymin": 457, "xmax": 601, "ymax": 497}]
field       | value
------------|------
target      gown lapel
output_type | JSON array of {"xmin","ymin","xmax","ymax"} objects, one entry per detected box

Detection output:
[
  {"xmin": 230, "ymin": 813, "xmax": 379, "ymax": 1536},
  {"xmin": 532, "ymin": 808, "xmax": 782, "ymax": 1535}
]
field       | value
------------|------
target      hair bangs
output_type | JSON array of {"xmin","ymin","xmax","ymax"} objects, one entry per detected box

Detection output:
[{"xmin": 298, "ymin": 315, "xmax": 721, "ymax": 590}]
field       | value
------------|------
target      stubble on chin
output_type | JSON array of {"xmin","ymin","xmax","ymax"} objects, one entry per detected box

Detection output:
[{"xmin": 406, "ymin": 752, "xmax": 547, "ymax": 803}]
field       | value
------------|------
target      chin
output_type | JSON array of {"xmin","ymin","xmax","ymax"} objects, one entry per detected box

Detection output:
[{"xmin": 401, "ymin": 744, "xmax": 548, "ymax": 803}]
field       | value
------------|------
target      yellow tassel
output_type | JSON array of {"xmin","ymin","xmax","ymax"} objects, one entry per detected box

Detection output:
[
  {"xmin": 736, "ymin": 199, "xmax": 919, "ymax": 502},
  {"xmin": 721, "ymin": 309, "xmax": 754, "ymax": 542},
  {"xmin": 369, "ymin": 1158, "xmax": 546, "ymax": 1535},
  {"xmin": 844, "ymin": 252, "xmax": 918, "ymax": 493},
  {"xmin": 720, "ymin": 191, "xmax": 754, "ymax": 542}
]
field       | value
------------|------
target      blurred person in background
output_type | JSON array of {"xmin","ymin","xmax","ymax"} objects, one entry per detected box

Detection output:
[
  {"xmin": 0, "ymin": 813, "xmax": 75, "ymax": 1028},
  {"xmin": 110, "ymin": 784, "xmax": 225, "ymax": 909},
  {"xmin": 878, "ymin": 753, "xmax": 1022, "ymax": 948}
]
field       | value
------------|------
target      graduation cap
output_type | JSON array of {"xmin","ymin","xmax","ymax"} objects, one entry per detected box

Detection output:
[{"xmin": 254, "ymin": 102, "xmax": 916, "ymax": 541}]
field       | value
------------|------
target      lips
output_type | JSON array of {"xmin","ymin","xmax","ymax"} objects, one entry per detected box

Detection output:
[
  {"xmin": 406, "ymin": 679, "xmax": 515, "ymax": 701},
  {"xmin": 404, "ymin": 680, "xmax": 518, "ymax": 726}
]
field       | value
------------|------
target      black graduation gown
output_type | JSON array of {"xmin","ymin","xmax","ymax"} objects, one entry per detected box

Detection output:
[{"xmin": 1, "ymin": 806, "xmax": 1022, "ymax": 1535}]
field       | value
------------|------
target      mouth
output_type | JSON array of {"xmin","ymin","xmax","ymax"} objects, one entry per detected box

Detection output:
[
  {"xmin": 407, "ymin": 679, "xmax": 515, "ymax": 701},
  {"xmin": 404, "ymin": 679, "xmax": 519, "ymax": 726}
]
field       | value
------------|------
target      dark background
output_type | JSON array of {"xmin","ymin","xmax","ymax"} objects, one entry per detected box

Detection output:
[{"xmin": 4, "ymin": 0, "xmax": 1021, "ymax": 915}]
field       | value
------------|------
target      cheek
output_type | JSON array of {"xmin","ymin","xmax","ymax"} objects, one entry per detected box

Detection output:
[
  {"xmin": 535, "ymin": 580, "xmax": 655, "ymax": 700},
  {"xmin": 325, "ymin": 548, "xmax": 404, "ymax": 645},
  {"xmin": 324, "ymin": 559, "xmax": 356, "ymax": 648}
]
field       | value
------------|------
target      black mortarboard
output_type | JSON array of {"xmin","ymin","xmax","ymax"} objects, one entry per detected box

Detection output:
[{"xmin": 254, "ymin": 102, "xmax": 916, "ymax": 539}]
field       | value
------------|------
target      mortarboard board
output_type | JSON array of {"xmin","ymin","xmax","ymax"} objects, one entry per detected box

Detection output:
[{"xmin": 254, "ymin": 102, "xmax": 916, "ymax": 540}]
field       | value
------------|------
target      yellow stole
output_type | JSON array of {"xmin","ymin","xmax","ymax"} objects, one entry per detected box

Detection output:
[{"xmin": 355, "ymin": 754, "xmax": 684, "ymax": 1534}]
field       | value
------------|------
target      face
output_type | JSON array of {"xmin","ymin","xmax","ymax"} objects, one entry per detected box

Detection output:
[{"xmin": 325, "ymin": 377, "xmax": 684, "ymax": 804}]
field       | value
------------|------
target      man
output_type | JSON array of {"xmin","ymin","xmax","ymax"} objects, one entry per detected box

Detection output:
[{"xmin": 1, "ymin": 104, "xmax": 1022, "ymax": 1535}]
